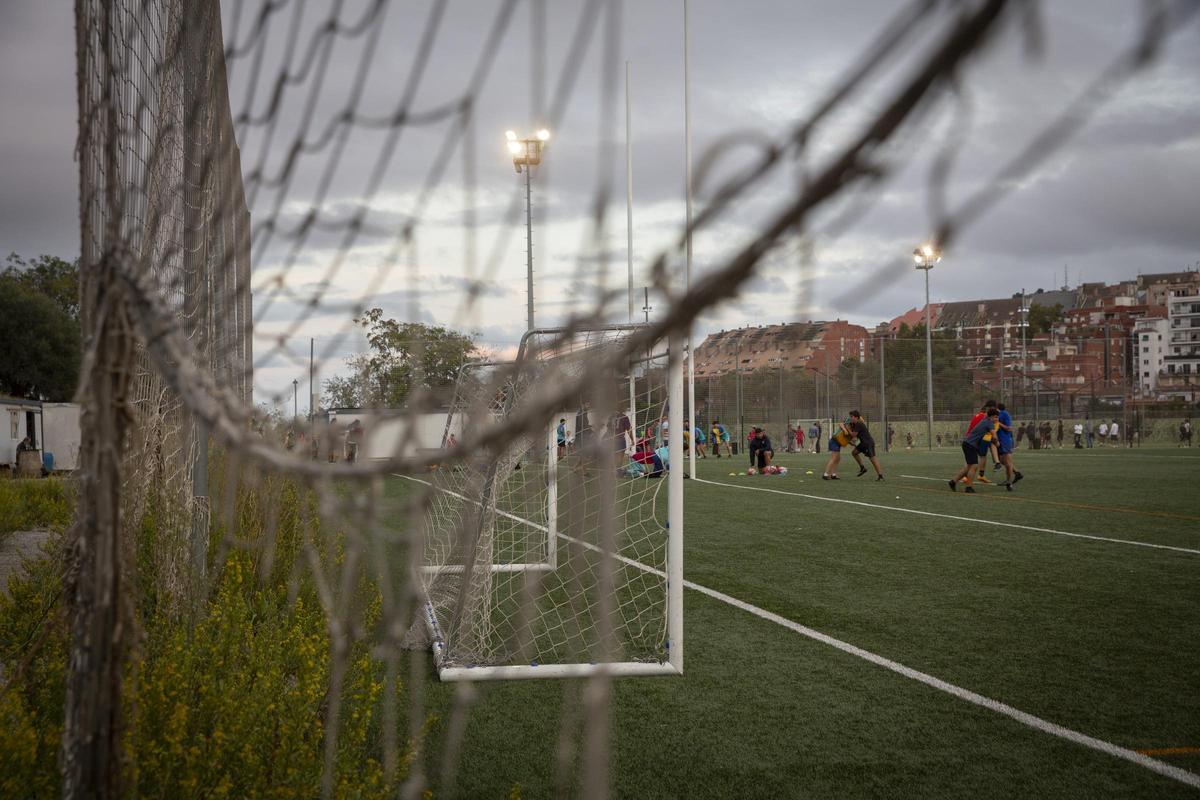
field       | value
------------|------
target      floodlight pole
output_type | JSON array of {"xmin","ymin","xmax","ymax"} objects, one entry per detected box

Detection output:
[
  {"xmin": 292, "ymin": 379, "xmax": 298, "ymax": 420},
  {"xmin": 914, "ymin": 244, "xmax": 941, "ymax": 450},
  {"xmin": 524, "ymin": 162, "xmax": 534, "ymax": 331},
  {"xmin": 507, "ymin": 130, "xmax": 548, "ymax": 331}
]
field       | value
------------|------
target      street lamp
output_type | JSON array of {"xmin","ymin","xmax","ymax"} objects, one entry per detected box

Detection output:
[
  {"xmin": 913, "ymin": 243, "xmax": 942, "ymax": 450},
  {"xmin": 507, "ymin": 128, "xmax": 550, "ymax": 332}
]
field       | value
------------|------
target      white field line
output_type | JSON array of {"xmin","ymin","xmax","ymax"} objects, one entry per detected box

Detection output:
[
  {"xmin": 396, "ymin": 473, "xmax": 1200, "ymax": 790},
  {"xmin": 695, "ymin": 477, "xmax": 1200, "ymax": 556},
  {"xmin": 865, "ymin": 449, "xmax": 1200, "ymax": 461}
]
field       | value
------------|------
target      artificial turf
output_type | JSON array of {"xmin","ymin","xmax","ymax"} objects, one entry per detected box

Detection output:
[{"xmin": 386, "ymin": 445, "xmax": 1200, "ymax": 798}]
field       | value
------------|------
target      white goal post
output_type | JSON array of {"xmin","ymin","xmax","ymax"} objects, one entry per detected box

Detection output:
[{"xmin": 412, "ymin": 325, "xmax": 683, "ymax": 680}]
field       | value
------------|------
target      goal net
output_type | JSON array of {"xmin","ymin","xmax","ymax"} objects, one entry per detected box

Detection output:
[{"xmin": 414, "ymin": 325, "xmax": 683, "ymax": 680}]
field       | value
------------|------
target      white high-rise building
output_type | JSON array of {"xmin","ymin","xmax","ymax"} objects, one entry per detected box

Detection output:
[
  {"xmin": 1163, "ymin": 284, "xmax": 1200, "ymax": 398},
  {"xmin": 1134, "ymin": 317, "xmax": 1169, "ymax": 393}
]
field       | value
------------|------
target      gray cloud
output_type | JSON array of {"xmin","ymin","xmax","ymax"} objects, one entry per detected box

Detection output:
[{"xmin": 3, "ymin": 1, "xmax": 1198, "ymax": 401}]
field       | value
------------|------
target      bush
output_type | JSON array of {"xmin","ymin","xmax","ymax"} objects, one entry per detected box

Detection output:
[
  {"xmin": 0, "ymin": 470, "xmax": 421, "ymax": 797},
  {"xmin": 0, "ymin": 477, "xmax": 74, "ymax": 535}
]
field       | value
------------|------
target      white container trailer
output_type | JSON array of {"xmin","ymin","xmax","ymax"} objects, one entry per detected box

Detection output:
[{"xmin": 41, "ymin": 402, "xmax": 82, "ymax": 471}]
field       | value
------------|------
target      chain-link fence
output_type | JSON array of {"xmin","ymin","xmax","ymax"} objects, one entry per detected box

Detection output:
[{"xmin": 693, "ymin": 333, "xmax": 1196, "ymax": 451}]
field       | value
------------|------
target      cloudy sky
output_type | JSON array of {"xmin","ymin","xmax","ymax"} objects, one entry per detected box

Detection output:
[{"xmin": 2, "ymin": 1, "xmax": 1198, "ymax": 409}]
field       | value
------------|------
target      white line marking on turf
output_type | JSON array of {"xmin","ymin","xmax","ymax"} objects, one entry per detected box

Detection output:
[
  {"xmin": 396, "ymin": 473, "xmax": 1200, "ymax": 789},
  {"xmin": 695, "ymin": 477, "xmax": 1200, "ymax": 556}
]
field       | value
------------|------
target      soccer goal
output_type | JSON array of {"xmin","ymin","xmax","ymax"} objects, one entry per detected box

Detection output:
[{"xmin": 413, "ymin": 325, "xmax": 683, "ymax": 680}]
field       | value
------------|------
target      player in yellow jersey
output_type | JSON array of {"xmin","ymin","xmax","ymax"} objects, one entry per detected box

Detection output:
[{"xmin": 821, "ymin": 415, "xmax": 855, "ymax": 480}]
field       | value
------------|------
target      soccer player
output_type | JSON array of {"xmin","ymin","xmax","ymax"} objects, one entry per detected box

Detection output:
[
  {"xmin": 847, "ymin": 411, "xmax": 884, "ymax": 481},
  {"xmin": 822, "ymin": 415, "xmax": 855, "ymax": 480},
  {"xmin": 965, "ymin": 400, "xmax": 997, "ymax": 484},
  {"xmin": 1098, "ymin": 420, "xmax": 1108, "ymax": 445},
  {"xmin": 1073, "ymin": 421, "xmax": 1083, "ymax": 448},
  {"xmin": 1109, "ymin": 419, "xmax": 1119, "ymax": 446},
  {"xmin": 949, "ymin": 407, "xmax": 999, "ymax": 493},
  {"xmin": 995, "ymin": 402, "xmax": 1023, "ymax": 490},
  {"xmin": 693, "ymin": 422, "xmax": 707, "ymax": 458},
  {"xmin": 809, "ymin": 421, "xmax": 821, "ymax": 454}
]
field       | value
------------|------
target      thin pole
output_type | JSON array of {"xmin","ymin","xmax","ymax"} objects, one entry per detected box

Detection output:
[
  {"xmin": 525, "ymin": 164, "xmax": 534, "ymax": 332},
  {"xmin": 309, "ymin": 337, "xmax": 314, "ymax": 420},
  {"xmin": 879, "ymin": 336, "xmax": 887, "ymax": 452},
  {"xmin": 1021, "ymin": 288, "xmax": 1027, "ymax": 407},
  {"xmin": 924, "ymin": 267, "xmax": 933, "ymax": 450},
  {"xmin": 684, "ymin": 0, "xmax": 696, "ymax": 478},
  {"xmin": 626, "ymin": 62, "xmax": 634, "ymax": 325},
  {"xmin": 625, "ymin": 62, "xmax": 637, "ymax": 446},
  {"xmin": 778, "ymin": 359, "xmax": 784, "ymax": 438},
  {"xmin": 735, "ymin": 333, "xmax": 743, "ymax": 449}
]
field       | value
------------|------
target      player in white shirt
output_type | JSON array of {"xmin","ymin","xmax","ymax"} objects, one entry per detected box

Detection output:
[
  {"xmin": 1109, "ymin": 420, "xmax": 1119, "ymax": 446},
  {"xmin": 1072, "ymin": 422, "xmax": 1083, "ymax": 448},
  {"xmin": 1098, "ymin": 421, "xmax": 1108, "ymax": 445}
]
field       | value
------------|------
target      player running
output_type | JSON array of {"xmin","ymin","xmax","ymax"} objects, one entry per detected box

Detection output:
[
  {"xmin": 949, "ymin": 407, "xmax": 999, "ymax": 493},
  {"xmin": 847, "ymin": 411, "xmax": 884, "ymax": 481}
]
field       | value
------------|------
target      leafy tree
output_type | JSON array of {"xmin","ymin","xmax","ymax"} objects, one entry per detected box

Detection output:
[
  {"xmin": 323, "ymin": 309, "xmax": 479, "ymax": 408},
  {"xmin": 4, "ymin": 253, "xmax": 80, "ymax": 320},
  {"xmin": 0, "ymin": 272, "xmax": 81, "ymax": 400},
  {"xmin": 1026, "ymin": 302, "xmax": 1063, "ymax": 336}
]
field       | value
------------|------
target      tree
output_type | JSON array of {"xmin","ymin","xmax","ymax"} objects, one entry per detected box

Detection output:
[
  {"xmin": 4, "ymin": 253, "xmax": 80, "ymax": 320},
  {"xmin": 1027, "ymin": 302, "xmax": 1063, "ymax": 336},
  {"xmin": 323, "ymin": 309, "xmax": 479, "ymax": 408},
  {"xmin": 0, "ymin": 271, "xmax": 82, "ymax": 400}
]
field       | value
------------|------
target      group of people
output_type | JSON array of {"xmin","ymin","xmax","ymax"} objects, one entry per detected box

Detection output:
[{"xmin": 949, "ymin": 399, "xmax": 1024, "ymax": 493}]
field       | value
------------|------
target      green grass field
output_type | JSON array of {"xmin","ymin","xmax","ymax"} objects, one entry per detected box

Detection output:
[{"xmin": 387, "ymin": 445, "xmax": 1200, "ymax": 798}]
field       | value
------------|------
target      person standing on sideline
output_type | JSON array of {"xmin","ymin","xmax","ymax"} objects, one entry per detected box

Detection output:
[
  {"xmin": 786, "ymin": 423, "xmax": 796, "ymax": 453},
  {"xmin": 1097, "ymin": 420, "xmax": 1108, "ymax": 446},
  {"xmin": 949, "ymin": 407, "xmax": 1000, "ymax": 493},
  {"xmin": 1056, "ymin": 418, "xmax": 1064, "ymax": 448},
  {"xmin": 1181, "ymin": 418, "xmax": 1193, "ymax": 447},
  {"xmin": 1073, "ymin": 421, "xmax": 1083, "ymax": 448},
  {"xmin": 1109, "ymin": 419, "xmax": 1119, "ymax": 446},
  {"xmin": 810, "ymin": 421, "xmax": 821, "ymax": 454},
  {"xmin": 796, "ymin": 425, "xmax": 805, "ymax": 452},
  {"xmin": 848, "ymin": 411, "xmax": 884, "ymax": 481},
  {"xmin": 1084, "ymin": 415, "xmax": 1094, "ymax": 447}
]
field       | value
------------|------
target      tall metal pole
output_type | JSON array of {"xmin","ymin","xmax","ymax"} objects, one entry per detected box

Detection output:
[
  {"xmin": 924, "ymin": 267, "xmax": 934, "ymax": 450},
  {"xmin": 525, "ymin": 162, "xmax": 534, "ymax": 332},
  {"xmin": 293, "ymin": 379, "xmax": 299, "ymax": 419},
  {"xmin": 309, "ymin": 337, "xmax": 314, "ymax": 420},
  {"xmin": 879, "ymin": 336, "xmax": 887, "ymax": 451},
  {"xmin": 626, "ymin": 63, "xmax": 635, "ymax": 326},
  {"xmin": 778, "ymin": 358, "xmax": 784, "ymax": 438},
  {"xmin": 625, "ymin": 62, "xmax": 637, "ymax": 447},
  {"xmin": 1021, "ymin": 288, "xmax": 1028, "ymax": 407},
  {"xmin": 684, "ymin": 0, "xmax": 696, "ymax": 478},
  {"xmin": 735, "ymin": 332, "xmax": 743, "ymax": 448}
]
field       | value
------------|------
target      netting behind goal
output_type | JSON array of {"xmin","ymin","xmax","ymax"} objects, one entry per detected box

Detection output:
[{"xmin": 415, "ymin": 326, "xmax": 683, "ymax": 679}]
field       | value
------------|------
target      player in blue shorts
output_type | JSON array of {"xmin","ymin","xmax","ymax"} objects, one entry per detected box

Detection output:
[
  {"xmin": 949, "ymin": 407, "xmax": 999, "ymax": 493},
  {"xmin": 995, "ymin": 402, "xmax": 1023, "ymax": 490},
  {"xmin": 821, "ymin": 415, "xmax": 855, "ymax": 480}
]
